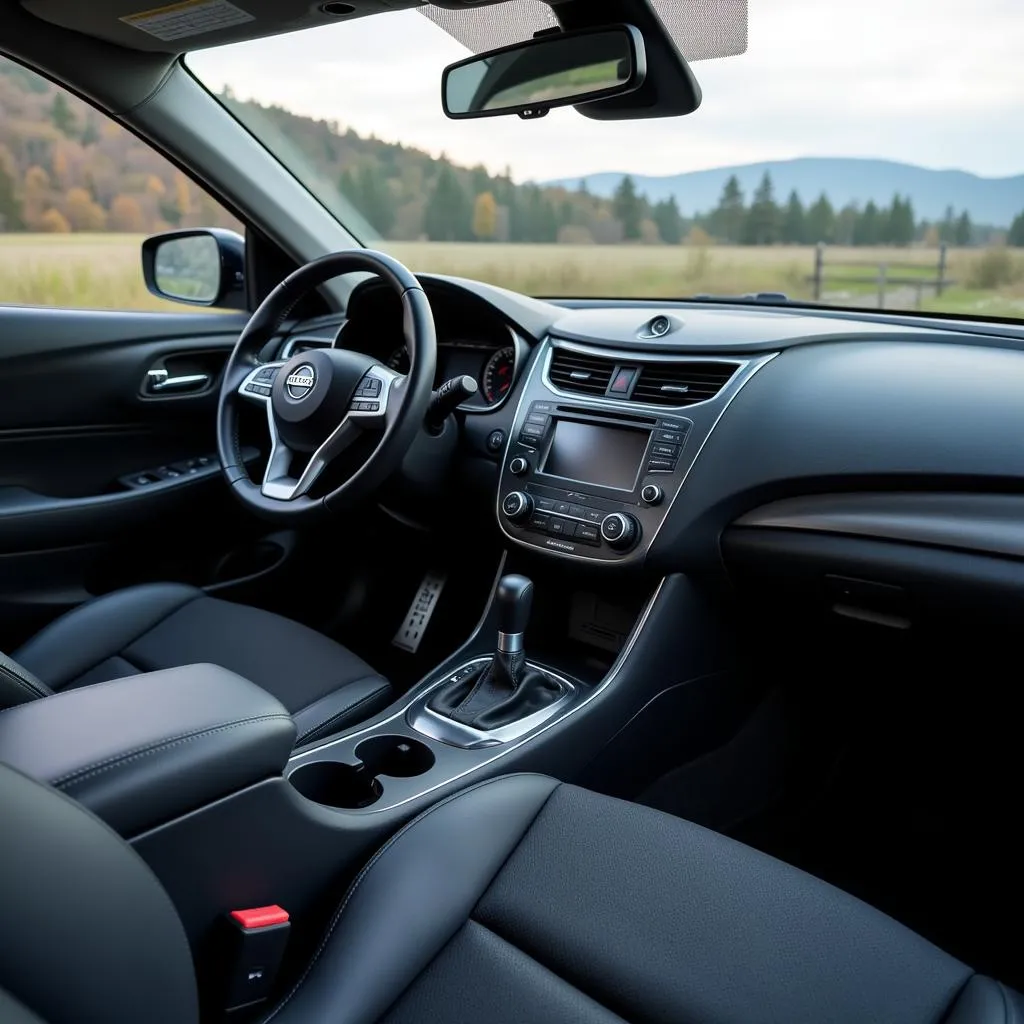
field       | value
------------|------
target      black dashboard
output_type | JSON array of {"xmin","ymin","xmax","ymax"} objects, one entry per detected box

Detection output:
[{"xmin": 278, "ymin": 273, "xmax": 1024, "ymax": 620}]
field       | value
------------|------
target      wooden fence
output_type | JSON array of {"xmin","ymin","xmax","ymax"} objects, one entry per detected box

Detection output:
[{"xmin": 808, "ymin": 243, "xmax": 954, "ymax": 309}]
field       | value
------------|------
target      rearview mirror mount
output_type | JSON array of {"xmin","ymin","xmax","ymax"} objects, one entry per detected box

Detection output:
[{"xmin": 442, "ymin": 25, "xmax": 647, "ymax": 120}]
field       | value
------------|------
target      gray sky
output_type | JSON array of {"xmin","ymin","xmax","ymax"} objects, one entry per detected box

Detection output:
[{"xmin": 188, "ymin": 0, "xmax": 1024, "ymax": 183}]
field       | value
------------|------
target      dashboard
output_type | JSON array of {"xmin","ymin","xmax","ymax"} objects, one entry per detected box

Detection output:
[{"xmin": 278, "ymin": 271, "xmax": 1024, "ymax": 619}]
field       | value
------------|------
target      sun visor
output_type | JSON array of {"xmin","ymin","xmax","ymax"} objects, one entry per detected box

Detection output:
[{"xmin": 421, "ymin": 0, "xmax": 748, "ymax": 62}]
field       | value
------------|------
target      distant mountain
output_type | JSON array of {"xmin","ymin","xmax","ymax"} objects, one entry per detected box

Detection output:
[{"xmin": 544, "ymin": 158, "xmax": 1024, "ymax": 227}]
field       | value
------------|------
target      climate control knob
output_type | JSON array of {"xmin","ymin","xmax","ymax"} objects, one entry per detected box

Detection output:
[
  {"xmin": 502, "ymin": 491, "xmax": 533, "ymax": 523},
  {"xmin": 600, "ymin": 512, "xmax": 641, "ymax": 551},
  {"xmin": 509, "ymin": 457, "xmax": 529, "ymax": 476}
]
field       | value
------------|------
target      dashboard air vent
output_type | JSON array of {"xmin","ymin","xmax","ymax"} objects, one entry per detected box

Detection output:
[
  {"xmin": 632, "ymin": 361, "xmax": 739, "ymax": 407},
  {"xmin": 280, "ymin": 337, "xmax": 331, "ymax": 359},
  {"xmin": 548, "ymin": 349, "xmax": 615, "ymax": 396}
]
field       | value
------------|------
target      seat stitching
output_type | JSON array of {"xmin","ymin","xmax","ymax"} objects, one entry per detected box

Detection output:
[
  {"xmin": 466, "ymin": 919, "xmax": 633, "ymax": 1024},
  {"xmin": 53, "ymin": 715, "xmax": 293, "ymax": 787},
  {"xmin": 259, "ymin": 774, "xmax": 560, "ymax": 1024},
  {"xmin": 294, "ymin": 680, "xmax": 388, "ymax": 743},
  {"xmin": 0, "ymin": 663, "xmax": 49, "ymax": 700}
]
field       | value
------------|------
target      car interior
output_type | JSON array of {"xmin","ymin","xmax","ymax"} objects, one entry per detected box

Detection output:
[{"xmin": 1, "ymin": 1, "xmax": 1023, "ymax": 1022}]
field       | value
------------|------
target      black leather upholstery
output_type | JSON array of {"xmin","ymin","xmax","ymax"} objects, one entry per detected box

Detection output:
[
  {"xmin": 0, "ymin": 651, "xmax": 51, "ymax": 707},
  {"xmin": 0, "ymin": 764, "xmax": 198, "ymax": 1024},
  {"xmin": 265, "ymin": 775, "xmax": 1020, "ymax": 1024},
  {"xmin": 0, "ymin": 665, "xmax": 296, "ymax": 836},
  {"xmin": 11, "ymin": 583, "xmax": 392, "ymax": 743},
  {"xmin": 1, "ymin": 768, "xmax": 1020, "ymax": 1024}
]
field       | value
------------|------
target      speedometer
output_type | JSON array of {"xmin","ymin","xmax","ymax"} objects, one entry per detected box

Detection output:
[{"xmin": 482, "ymin": 346, "xmax": 515, "ymax": 404}]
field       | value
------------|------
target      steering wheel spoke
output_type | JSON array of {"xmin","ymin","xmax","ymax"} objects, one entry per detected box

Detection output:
[
  {"xmin": 237, "ymin": 361, "xmax": 286, "ymax": 404},
  {"xmin": 216, "ymin": 249, "xmax": 436, "ymax": 519}
]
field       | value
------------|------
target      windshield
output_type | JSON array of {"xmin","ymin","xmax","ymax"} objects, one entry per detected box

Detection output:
[{"xmin": 187, "ymin": 1, "xmax": 1024, "ymax": 319}]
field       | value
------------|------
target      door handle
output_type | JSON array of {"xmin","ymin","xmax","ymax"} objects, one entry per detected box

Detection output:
[{"xmin": 145, "ymin": 368, "xmax": 211, "ymax": 394}]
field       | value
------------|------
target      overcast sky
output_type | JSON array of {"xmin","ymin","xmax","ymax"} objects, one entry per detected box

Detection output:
[{"xmin": 188, "ymin": 0, "xmax": 1024, "ymax": 183}]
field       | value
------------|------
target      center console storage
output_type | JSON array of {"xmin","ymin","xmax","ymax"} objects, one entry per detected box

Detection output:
[{"xmin": 0, "ymin": 664, "xmax": 296, "ymax": 837}]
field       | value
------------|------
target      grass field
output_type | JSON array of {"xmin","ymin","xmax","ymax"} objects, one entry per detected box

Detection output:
[{"xmin": 2, "ymin": 233, "xmax": 1023, "ymax": 319}]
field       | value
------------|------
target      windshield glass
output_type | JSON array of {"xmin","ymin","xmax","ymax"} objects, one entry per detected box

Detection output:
[{"xmin": 187, "ymin": 2, "xmax": 1024, "ymax": 319}]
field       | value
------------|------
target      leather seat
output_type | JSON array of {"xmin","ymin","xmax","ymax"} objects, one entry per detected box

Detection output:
[
  {"xmin": 1, "ymin": 583, "xmax": 390, "ymax": 746},
  {"xmin": 0, "ymin": 768, "xmax": 1020, "ymax": 1024}
]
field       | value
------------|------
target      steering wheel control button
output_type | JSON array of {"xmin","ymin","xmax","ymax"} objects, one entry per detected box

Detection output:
[
  {"xmin": 502, "ymin": 491, "xmax": 533, "ymax": 522},
  {"xmin": 642, "ymin": 484, "xmax": 664, "ymax": 506},
  {"xmin": 254, "ymin": 367, "xmax": 279, "ymax": 384},
  {"xmin": 601, "ymin": 512, "xmax": 641, "ymax": 551},
  {"xmin": 509, "ymin": 456, "xmax": 529, "ymax": 476},
  {"xmin": 354, "ymin": 376, "xmax": 383, "ymax": 398},
  {"xmin": 487, "ymin": 429, "xmax": 505, "ymax": 453}
]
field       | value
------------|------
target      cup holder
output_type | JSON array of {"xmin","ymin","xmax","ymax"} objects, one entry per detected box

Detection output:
[
  {"xmin": 355, "ymin": 735, "xmax": 435, "ymax": 778},
  {"xmin": 288, "ymin": 762, "xmax": 382, "ymax": 809},
  {"xmin": 289, "ymin": 736, "xmax": 435, "ymax": 810}
]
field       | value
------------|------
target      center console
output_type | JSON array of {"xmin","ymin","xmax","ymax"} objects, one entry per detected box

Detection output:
[{"xmin": 497, "ymin": 338, "xmax": 768, "ymax": 564}]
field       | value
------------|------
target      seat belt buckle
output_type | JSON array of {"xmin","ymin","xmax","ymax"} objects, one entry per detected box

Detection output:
[{"xmin": 223, "ymin": 905, "xmax": 290, "ymax": 1013}]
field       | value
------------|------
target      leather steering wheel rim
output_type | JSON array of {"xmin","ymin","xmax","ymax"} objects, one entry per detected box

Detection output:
[{"xmin": 216, "ymin": 249, "xmax": 436, "ymax": 521}]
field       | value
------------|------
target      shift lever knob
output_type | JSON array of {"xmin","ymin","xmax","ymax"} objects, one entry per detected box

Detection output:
[{"xmin": 496, "ymin": 574, "xmax": 533, "ymax": 653}]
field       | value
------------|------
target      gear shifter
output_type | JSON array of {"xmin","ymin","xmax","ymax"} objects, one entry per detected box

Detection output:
[{"xmin": 429, "ymin": 574, "xmax": 566, "ymax": 731}]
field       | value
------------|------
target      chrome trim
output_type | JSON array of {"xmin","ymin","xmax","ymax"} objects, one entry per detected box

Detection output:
[
  {"xmin": 406, "ymin": 657, "xmax": 577, "ymax": 749},
  {"xmin": 497, "ymin": 630, "xmax": 523, "ymax": 654},
  {"xmin": 239, "ymin": 361, "xmax": 401, "ymax": 501},
  {"xmin": 279, "ymin": 335, "xmax": 335, "ymax": 360},
  {"xmin": 464, "ymin": 327, "xmax": 530, "ymax": 414},
  {"xmin": 287, "ymin": 574, "xmax": 667, "ymax": 814},
  {"xmin": 543, "ymin": 337, "xmax": 745, "ymax": 413}
]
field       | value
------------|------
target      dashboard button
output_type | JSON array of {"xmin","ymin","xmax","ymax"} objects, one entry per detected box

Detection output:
[
  {"xmin": 576, "ymin": 524, "xmax": 600, "ymax": 545},
  {"xmin": 486, "ymin": 430, "xmax": 505, "ymax": 453},
  {"xmin": 535, "ymin": 498, "xmax": 555, "ymax": 512},
  {"xmin": 568, "ymin": 503, "xmax": 586, "ymax": 518},
  {"xmin": 655, "ymin": 430, "xmax": 684, "ymax": 444},
  {"xmin": 528, "ymin": 513, "xmax": 551, "ymax": 531},
  {"xmin": 651, "ymin": 443, "xmax": 679, "ymax": 459},
  {"xmin": 641, "ymin": 484, "xmax": 664, "ymax": 506},
  {"xmin": 549, "ymin": 518, "xmax": 576, "ymax": 538},
  {"xmin": 509, "ymin": 457, "xmax": 529, "ymax": 476},
  {"xmin": 526, "ymin": 413, "xmax": 549, "ymax": 426},
  {"xmin": 531, "ymin": 402, "xmax": 554, "ymax": 413},
  {"xmin": 554, "ymin": 501, "xmax": 571, "ymax": 515},
  {"xmin": 647, "ymin": 459, "xmax": 675, "ymax": 473},
  {"xmin": 584, "ymin": 509, "xmax": 604, "ymax": 524}
]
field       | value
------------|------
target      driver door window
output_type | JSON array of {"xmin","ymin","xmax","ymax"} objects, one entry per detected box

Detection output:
[{"xmin": 0, "ymin": 55, "xmax": 242, "ymax": 311}]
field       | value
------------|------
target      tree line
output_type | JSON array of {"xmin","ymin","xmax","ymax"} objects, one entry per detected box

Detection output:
[{"xmin": 2, "ymin": 56, "xmax": 1021, "ymax": 249}]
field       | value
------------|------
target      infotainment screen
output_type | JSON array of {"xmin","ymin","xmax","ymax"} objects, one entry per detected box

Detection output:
[{"xmin": 542, "ymin": 421, "xmax": 649, "ymax": 491}]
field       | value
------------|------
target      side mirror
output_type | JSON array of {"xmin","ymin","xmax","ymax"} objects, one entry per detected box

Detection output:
[
  {"xmin": 141, "ymin": 229, "xmax": 246, "ymax": 310},
  {"xmin": 442, "ymin": 25, "xmax": 646, "ymax": 120}
]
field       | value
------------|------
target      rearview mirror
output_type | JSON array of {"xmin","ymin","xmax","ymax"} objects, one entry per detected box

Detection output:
[
  {"xmin": 141, "ymin": 228, "xmax": 246, "ymax": 310},
  {"xmin": 442, "ymin": 25, "xmax": 646, "ymax": 120}
]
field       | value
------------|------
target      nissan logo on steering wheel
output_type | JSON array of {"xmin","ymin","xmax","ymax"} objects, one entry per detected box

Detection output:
[{"xmin": 285, "ymin": 364, "xmax": 316, "ymax": 400}]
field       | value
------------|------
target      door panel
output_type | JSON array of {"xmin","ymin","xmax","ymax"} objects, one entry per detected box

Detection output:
[{"xmin": 0, "ymin": 306, "xmax": 276, "ymax": 648}]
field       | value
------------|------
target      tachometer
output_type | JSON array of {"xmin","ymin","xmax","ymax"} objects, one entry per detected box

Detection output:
[
  {"xmin": 482, "ymin": 346, "xmax": 515, "ymax": 404},
  {"xmin": 387, "ymin": 345, "xmax": 410, "ymax": 374}
]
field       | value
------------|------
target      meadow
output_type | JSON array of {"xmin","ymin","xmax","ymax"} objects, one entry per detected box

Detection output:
[{"xmin": 1, "ymin": 233, "xmax": 1022, "ymax": 319}]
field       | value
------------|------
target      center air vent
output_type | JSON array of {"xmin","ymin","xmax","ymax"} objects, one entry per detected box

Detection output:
[
  {"xmin": 548, "ymin": 349, "xmax": 615, "ymax": 396},
  {"xmin": 632, "ymin": 361, "xmax": 739, "ymax": 407}
]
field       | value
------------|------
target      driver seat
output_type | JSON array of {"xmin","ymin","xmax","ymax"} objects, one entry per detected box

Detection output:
[{"xmin": 0, "ymin": 583, "xmax": 392, "ymax": 747}]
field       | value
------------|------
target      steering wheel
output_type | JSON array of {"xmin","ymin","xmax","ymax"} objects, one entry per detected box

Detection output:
[{"xmin": 216, "ymin": 250, "xmax": 436, "ymax": 520}]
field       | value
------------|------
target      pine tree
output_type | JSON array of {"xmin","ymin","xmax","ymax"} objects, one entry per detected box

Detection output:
[
  {"xmin": 50, "ymin": 93, "xmax": 77, "ymax": 136},
  {"xmin": 805, "ymin": 193, "xmax": 836, "ymax": 244},
  {"xmin": 712, "ymin": 175, "xmax": 745, "ymax": 243},
  {"xmin": 782, "ymin": 190, "xmax": 805, "ymax": 244},
  {"xmin": 652, "ymin": 196, "xmax": 684, "ymax": 245},
  {"xmin": 356, "ymin": 165, "xmax": 394, "ymax": 237},
  {"xmin": 853, "ymin": 200, "xmax": 880, "ymax": 246},
  {"xmin": 613, "ymin": 175, "xmax": 642, "ymax": 241},
  {"xmin": 954, "ymin": 210, "xmax": 972, "ymax": 246},
  {"xmin": 744, "ymin": 172, "xmax": 779, "ymax": 245},
  {"xmin": 424, "ymin": 164, "xmax": 471, "ymax": 241},
  {"xmin": 939, "ymin": 204, "xmax": 956, "ymax": 244},
  {"xmin": 1009, "ymin": 211, "xmax": 1024, "ymax": 247}
]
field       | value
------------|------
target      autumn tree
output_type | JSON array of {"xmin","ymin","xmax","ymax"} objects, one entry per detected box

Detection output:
[
  {"xmin": 472, "ymin": 191, "xmax": 498, "ymax": 240},
  {"xmin": 110, "ymin": 194, "xmax": 145, "ymax": 231},
  {"xmin": 21, "ymin": 165, "xmax": 52, "ymax": 229},
  {"xmin": 38, "ymin": 207, "xmax": 71, "ymax": 233},
  {"xmin": 63, "ymin": 187, "xmax": 107, "ymax": 231}
]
